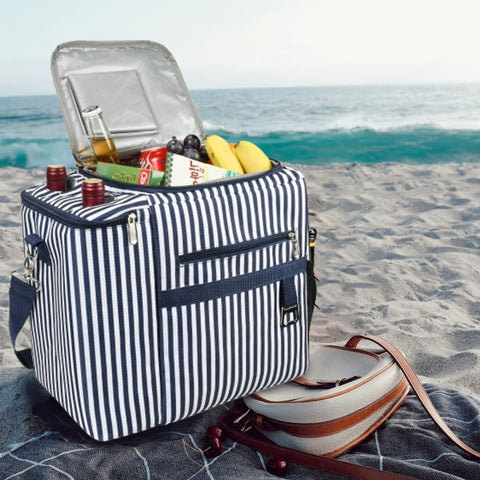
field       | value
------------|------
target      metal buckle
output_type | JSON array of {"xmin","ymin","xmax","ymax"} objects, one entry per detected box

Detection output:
[
  {"xmin": 15, "ymin": 245, "xmax": 41, "ymax": 292},
  {"xmin": 281, "ymin": 305, "xmax": 299, "ymax": 327},
  {"xmin": 233, "ymin": 408, "xmax": 253, "ymax": 433},
  {"xmin": 24, "ymin": 246, "xmax": 38, "ymax": 276}
]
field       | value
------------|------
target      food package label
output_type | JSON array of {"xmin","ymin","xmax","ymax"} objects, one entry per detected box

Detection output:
[
  {"xmin": 96, "ymin": 162, "xmax": 164, "ymax": 186},
  {"xmin": 164, "ymin": 153, "xmax": 239, "ymax": 186}
]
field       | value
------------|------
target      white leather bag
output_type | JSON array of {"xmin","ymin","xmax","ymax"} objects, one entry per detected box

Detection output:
[
  {"xmin": 218, "ymin": 335, "xmax": 480, "ymax": 480},
  {"xmin": 243, "ymin": 342, "xmax": 409, "ymax": 457}
]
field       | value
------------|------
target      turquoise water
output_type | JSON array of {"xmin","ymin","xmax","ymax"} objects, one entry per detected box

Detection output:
[{"xmin": 2, "ymin": 84, "xmax": 480, "ymax": 169}]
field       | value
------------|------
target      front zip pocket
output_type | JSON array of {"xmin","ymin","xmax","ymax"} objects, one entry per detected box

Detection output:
[{"xmin": 178, "ymin": 230, "xmax": 299, "ymax": 265}]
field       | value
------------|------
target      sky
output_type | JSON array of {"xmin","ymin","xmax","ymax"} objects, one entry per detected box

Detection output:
[{"xmin": 1, "ymin": 0, "xmax": 480, "ymax": 96}]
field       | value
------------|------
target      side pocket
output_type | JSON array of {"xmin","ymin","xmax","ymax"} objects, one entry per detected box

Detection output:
[{"xmin": 306, "ymin": 260, "xmax": 317, "ymax": 331}]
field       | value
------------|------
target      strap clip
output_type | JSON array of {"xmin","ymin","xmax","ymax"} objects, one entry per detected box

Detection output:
[
  {"xmin": 16, "ymin": 245, "xmax": 41, "ymax": 292},
  {"xmin": 281, "ymin": 305, "xmax": 299, "ymax": 327}
]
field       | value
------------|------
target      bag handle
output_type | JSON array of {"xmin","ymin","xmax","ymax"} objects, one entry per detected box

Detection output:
[{"xmin": 219, "ymin": 333, "xmax": 480, "ymax": 480}]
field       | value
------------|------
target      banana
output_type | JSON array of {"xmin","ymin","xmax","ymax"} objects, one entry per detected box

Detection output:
[
  {"xmin": 204, "ymin": 135, "xmax": 244, "ymax": 174},
  {"xmin": 234, "ymin": 141, "xmax": 272, "ymax": 173}
]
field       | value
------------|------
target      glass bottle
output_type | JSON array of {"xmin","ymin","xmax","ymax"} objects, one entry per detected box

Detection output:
[
  {"xmin": 46, "ymin": 164, "xmax": 67, "ymax": 191},
  {"xmin": 82, "ymin": 178, "xmax": 105, "ymax": 207},
  {"xmin": 82, "ymin": 105, "xmax": 120, "ymax": 169}
]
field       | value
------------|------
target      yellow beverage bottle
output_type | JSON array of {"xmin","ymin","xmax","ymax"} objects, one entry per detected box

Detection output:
[{"xmin": 82, "ymin": 105, "xmax": 120, "ymax": 170}]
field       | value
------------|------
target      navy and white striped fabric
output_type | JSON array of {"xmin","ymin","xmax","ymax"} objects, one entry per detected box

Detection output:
[{"xmin": 21, "ymin": 165, "xmax": 310, "ymax": 441}]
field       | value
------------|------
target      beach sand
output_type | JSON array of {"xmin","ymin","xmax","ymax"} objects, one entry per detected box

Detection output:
[
  {"xmin": 1, "ymin": 163, "xmax": 480, "ymax": 479},
  {"xmin": 299, "ymin": 161, "xmax": 480, "ymax": 398}
]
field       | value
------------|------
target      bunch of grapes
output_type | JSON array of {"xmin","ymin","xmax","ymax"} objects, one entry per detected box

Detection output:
[{"xmin": 166, "ymin": 134, "xmax": 209, "ymax": 163}]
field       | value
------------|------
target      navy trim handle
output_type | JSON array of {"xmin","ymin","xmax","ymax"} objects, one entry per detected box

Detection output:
[
  {"xmin": 25, "ymin": 233, "xmax": 51, "ymax": 266},
  {"xmin": 157, "ymin": 257, "xmax": 307, "ymax": 309}
]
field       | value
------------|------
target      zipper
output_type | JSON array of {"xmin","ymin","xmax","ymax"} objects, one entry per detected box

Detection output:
[
  {"xmin": 179, "ymin": 230, "xmax": 300, "ymax": 264},
  {"xmin": 289, "ymin": 231, "xmax": 300, "ymax": 260},
  {"xmin": 22, "ymin": 190, "xmax": 139, "ymax": 243},
  {"xmin": 309, "ymin": 227, "xmax": 317, "ymax": 265},
  {"xmin": 80, "ymin": 160, "xmax": 282, "ymax": 193},
  {"xmin": 127, "ymin": 212, "xmax": 138, "ymax": 245}
]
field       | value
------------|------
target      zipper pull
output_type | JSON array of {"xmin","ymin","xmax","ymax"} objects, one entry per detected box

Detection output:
[
  {"xmin": 289, "ymin": 231, "xmax": 300, "ymax": 260},
  {"xmin": 127, "ymin": 212, "xmax": 138, "ymax": 246}
]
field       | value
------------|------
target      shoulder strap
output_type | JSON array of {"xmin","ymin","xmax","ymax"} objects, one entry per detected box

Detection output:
[
  {"xmin": 219, "ymin": 333, "xmax": 480, "ymax": 480},
  {"xmin": 9, "ymin": 274, "xmax": 36, "ymax": 369},
  {"xmin": 345, "ymin": 334, "xmax": 480, "ymax": 459},
  {"xmin": 8, "ymin": 234, "xmax": 48, "ymax": 370},
  {"xmin": 218, "ymin": 409, "xmax": 416, "ymax": 480}
]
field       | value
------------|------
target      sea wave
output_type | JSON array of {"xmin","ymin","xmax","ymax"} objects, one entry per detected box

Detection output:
[
  {"xmin": 0, "ymin": 138, "xmax": 73, "ymax": 169},
  {"xmin": 203, "ymin": 119, "xmax": 480, "ymax": 136},
  {"xmin": 196, "ymin": 84, "xmax": 480, "ymax": 135},
  {"xmin": 208, "ymin": 127, "xmax": 480, "ymax": 165},
  {"xmin": 2, "ymin": 127, "xmax": 480, "ymax": 169}
]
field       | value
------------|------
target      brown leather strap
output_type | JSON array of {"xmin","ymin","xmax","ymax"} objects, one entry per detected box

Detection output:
[
  {"xmin": 219, "ymin": 334, "xmax": 480, "ymax": 479},
  {"xmin": 219, "ymin": 410, "xmax": 417, "ymax": 480},
  {"xmin": 345, "ymin": 334, "xmax": 480, "ymax": 459}
]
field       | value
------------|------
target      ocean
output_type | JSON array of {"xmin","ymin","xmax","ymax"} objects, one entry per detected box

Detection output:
[{"xmin": 2, "ymin": 84, "xmax": 480, "ymax": 169}]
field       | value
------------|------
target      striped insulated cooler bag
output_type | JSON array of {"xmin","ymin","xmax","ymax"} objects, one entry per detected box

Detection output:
[
  {"xmin": 10, "ymin": 164, "xmax": 313, "ymax": 442},
  {"xmin": 8, "ymin": 40, "xmax": 315, "ymax": 442}
]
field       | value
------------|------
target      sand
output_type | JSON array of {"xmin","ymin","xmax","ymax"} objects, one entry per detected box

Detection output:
[
  {"xmin": 1, "ymin": 163, "xmax": 480, "ymax": 479},
  {"xmin": 300, "ymin": 162, "xmax": 480, "ymax": 398}
]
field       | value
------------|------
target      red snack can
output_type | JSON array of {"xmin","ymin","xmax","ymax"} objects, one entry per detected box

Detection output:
[
  {"xmin": 139, "ymin": 146, "xmax": 167, "ymax": 171},
  {"xmin": 46, "ymin": 164, "xmax": 67, "ymax": 191},
  {"xmin": 82, "ymin": 178, "xmax": 105, "ymax": 207}
]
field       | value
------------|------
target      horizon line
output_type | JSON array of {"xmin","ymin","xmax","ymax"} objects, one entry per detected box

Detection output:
[{"xmin": 2, "ymin": 80, "xmax": 480, "ymax": 99}]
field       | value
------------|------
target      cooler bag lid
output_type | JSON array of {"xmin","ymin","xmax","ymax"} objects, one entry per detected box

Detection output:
[{"xmin": 51, "ymin": 40, "xmax": 205, "ymax": 160}]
